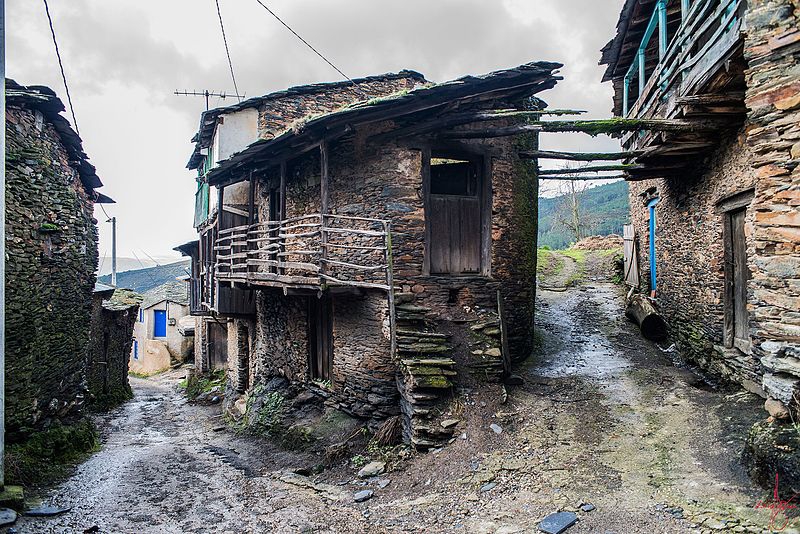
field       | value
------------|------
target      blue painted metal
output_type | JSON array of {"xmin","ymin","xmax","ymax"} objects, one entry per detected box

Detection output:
[
  {"xmin": 681, "ymin": 0, "xmax": 691, "ymax": 20},
  {"xmin": 622, "ymin": 0, "xmax": 669, "ymax": 115},
  {"xmin": 657, "ymin": 0, "xmax": 668, "ymax": 58},
  {"xmin": 648, "ymin": 198, "xmax": 660, "ymax": 293},
  {"xmin": 153, "ymin": 309, "xmax": 167, "ymax": 338},
  {"xmin": 623, "ymin": 78, "xmax": 630, "ymax": 116}
]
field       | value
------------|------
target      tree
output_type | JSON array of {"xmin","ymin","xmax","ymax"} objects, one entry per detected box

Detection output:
[{"xmin": 553, "ymin": 168, "xmax": 595, "ymax": 244}]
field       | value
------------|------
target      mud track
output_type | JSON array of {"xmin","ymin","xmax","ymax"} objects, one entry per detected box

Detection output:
[{"xmin": 16, "ymin": 251, "xmax": 780, "ymax": 533}]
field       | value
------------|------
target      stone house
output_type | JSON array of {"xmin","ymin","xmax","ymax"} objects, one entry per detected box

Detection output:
[
  {"xmin": 130, "ymin": 280, "xmax": 194, "ymax": 375},
  {"xmin": 182, "ymin": 63, "xmax": 561, "ymax": 447},
  {"xmin": 600, "ymin": 0, "xmax": 800, "ymax": 412},
  {"xmin": 87, "ymin": 284, "xmax": 141, "ymax": 407},
  {"xmin": 5, "ymin": 79, "xmax": 113, "ymax": 440}
]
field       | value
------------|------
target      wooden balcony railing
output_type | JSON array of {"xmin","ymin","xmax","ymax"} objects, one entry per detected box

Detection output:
[
  {"xmin": 622, "ymin": 0, "xmax": 742, "ymax": 119},
  {"xmin": 214, "ymin": 213, "xmax": 394, "ymax": 292}
]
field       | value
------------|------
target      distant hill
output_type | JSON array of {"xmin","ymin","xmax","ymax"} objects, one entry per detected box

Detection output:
[
  {"xmin": 96, "ymin": 256, "xmax": 181, "ymax": 276},
  {"xmin": 538, "ymin": 180, "xmax": 630, "ymax": 250},
  {"xmin": 98, "ymin": 259, "xmax": 191, "ymax": 294}
]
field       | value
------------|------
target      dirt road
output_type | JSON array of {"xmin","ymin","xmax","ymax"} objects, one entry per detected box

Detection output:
[{"xmin": 16, "ymin": 250, "xmax": 781, "ymax": 533}]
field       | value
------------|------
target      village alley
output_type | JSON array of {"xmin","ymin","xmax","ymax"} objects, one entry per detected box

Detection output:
[{"xmin": 13, "ymin": 250, "xmax": 784, "ymax": 534}]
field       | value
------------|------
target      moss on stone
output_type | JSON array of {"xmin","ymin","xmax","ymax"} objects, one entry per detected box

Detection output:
[{"xmin": 5, "ymin": 418, "xmax": 99, "ymax": 487}]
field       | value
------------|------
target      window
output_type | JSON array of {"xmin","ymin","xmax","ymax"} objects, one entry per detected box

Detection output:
[
  {"xmin": 138, "ymin": 308, "xmax": 144, "ymax": 322},
  {"xmin": 426, "ymin": 151, "xmax": 485, "ymax": 275},
  {"xmin": 133, "ymin": 339, "xmax": 139, "ymax": 360}
]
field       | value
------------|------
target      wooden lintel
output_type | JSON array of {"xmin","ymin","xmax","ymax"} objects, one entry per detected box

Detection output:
[
  {"xmin": 539, "ymin": 174, "xmax": 626, "ymax": 181},
  {"xmin": 539, "ymin": 164, "xmax": 640, "ymax": 175},
  {"xmin": 439, "ymin": 118, "xmax": 722, "ymax": 139},
  {"xmin": 519, "ymin": 149, "xmax": 644, "ymax": 161}
]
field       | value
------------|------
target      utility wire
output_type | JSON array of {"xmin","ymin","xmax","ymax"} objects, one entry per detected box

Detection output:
[
  {"xmin": 253, "ymin": 0, "xmax": 357, "ymax": 88},
  {"xmin": 215, "ymin": 0, "xmax": 242, "ymax": 103},
  {"xmin": 42, "ymin": 0, "xmax": 80, "ymax": 135}
]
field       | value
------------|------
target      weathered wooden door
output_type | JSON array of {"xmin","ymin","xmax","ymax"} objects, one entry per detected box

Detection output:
[
  {"xmin": 308, "ymin": 296, "xmax": 333, "ymax": 381},
  {"xmin": 726, "ymin": 208, "xmax": 749, "ymax": 349},
  {"xmin": 428, "ymin": 158, "xmax": 482, "ymax": 274}
]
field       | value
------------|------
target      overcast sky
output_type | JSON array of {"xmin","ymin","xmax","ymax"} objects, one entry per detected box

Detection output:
[{"xmin": 7, "ymin": 0, "xmax": 623, "ymax": 266}]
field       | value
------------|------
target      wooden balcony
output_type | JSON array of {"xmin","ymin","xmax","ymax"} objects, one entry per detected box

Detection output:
[
  {"xmin": 617, "ymin": 0, "xmax": 747, "ymax": 178},
  {"xmin": 214, "ymin": 214, "xmax": 394, "ymax": 292}
]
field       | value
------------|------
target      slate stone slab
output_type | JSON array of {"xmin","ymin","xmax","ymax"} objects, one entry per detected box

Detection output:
[
  {"xmin": 538, "ymin": 511, "xmax": 577, "ymax": 534},
  {"xmin": 580, "ymin": 503, "xmax": 595, "ymax": 512},
  {"xmin": 0, "ymin": 508, "xmax": 17, "ymax": 527},
  {"xmin": 353, "ymin": 490, "xmax": 374, "ymax": 503},
  {"xmin": 25, "ymin": 505, "xmax": 72, "ymax": 517}
]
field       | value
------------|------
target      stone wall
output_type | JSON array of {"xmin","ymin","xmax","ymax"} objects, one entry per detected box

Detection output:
[
  {"xmin": 5, "ymin": 104, "xmax": 99, "ymax": 441},
  {"xmin": 87, "ymin": 290, "xmax": 140, "ymax": 407},
  {"xmin": 236, "ymin": 111, "xmax": 539, "ymax": 440},
  {"xmin": 742, "ymin": 0, "xmax": 800, "ymax": 409},
  {"xmin": 627, "ymin": 0, "xmax": 800, "ymax": 410},
  {"xmin": 628, "ymin": 132, "xmax": 762, "ymax": 389}
]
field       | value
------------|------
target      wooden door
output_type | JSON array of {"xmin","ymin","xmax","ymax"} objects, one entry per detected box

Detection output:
[
  {"xmin": 428, "ymin": 158, "xmax": 482, "ymax": 275},
  {"xmin": 308, "ymin": 296, "xmax": 333, "ymax": 381},
  {"xmin": 727, "ymin": 208, "xmax": 749, "ymax": 349}
]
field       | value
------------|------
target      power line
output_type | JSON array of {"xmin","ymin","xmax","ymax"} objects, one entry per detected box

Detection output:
[
  {"xmin": 42, "ymin": 0, "xmax": 80, "ymax": 135},
  {"xmin": 215, "ymin": 0, "xmax": 242, "ymax": 103},
  {"xmin": 98, "ymin": 202, "xmax": 112, "ymax": 222},
  {"xmin": 253, "ymin": 0, "xmax": 357, "ymax": 87}
]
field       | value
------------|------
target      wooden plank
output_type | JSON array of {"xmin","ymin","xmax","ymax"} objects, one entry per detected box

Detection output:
[
  {"xmin": 461, "ymin": 197, "xmax": 481, "ymax": 273},
  {"xmin": 422, "ymin": 148, "xmax": 432, "ymax": 275},
  {"xmin": 538, "ymin": 164, "xmax": 640, "ymax": 175},
  {"xmin": 519, "ymin": 149, "xmax": 645, "ymax": 161}
]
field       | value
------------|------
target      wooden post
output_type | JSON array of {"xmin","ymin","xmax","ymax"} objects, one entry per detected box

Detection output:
[
  {"xmin": 319, "ymin": 142, "xmax": 329, "ymax": 286},
  {"xmin": 279, "ymin": 161, "xmax": 287, "ymax": 276},
  {"xmin": 421, "ymin": 148, "xmax": 431, "ymax": 275},
  {"xmin": 623, "ymin": 77, "xmax": 630, "ymax": 116},
  {"xmin": 247, "ymin": 171, "xmax": 255, "ymax": 225},
  {"xmin": 279, "ymin": 161, "xmax": 287, "ymax": 220},
  {"xmin": 681, "ymin": 0, "xmax": 690, "ymax": 21},
  {"xmin": 384, "ymin": 222, "xmax": 397, "ymax": 360}
]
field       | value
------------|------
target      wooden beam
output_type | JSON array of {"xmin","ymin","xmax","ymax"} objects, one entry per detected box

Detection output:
[
  {"xmin": 369, "ymin": 108, "xmax": 586, "ymax": 143},
  {"xmin": 539, "ymin": 164, "xmax": 640, "ymax": 175},
  {"xmin": 539, "ymin": 175, "xmax": 626, "ymax": 181},
  {"xmin": 438, "ymin": 118, "xmax": 722, "ymax": 139},
  {"xmin": 319, "ymin": 141, "xmax": 329, "ymax": 283},
  {"xmin": 519, "ymin": 149, "xmax": 644, "ymax": 161}
]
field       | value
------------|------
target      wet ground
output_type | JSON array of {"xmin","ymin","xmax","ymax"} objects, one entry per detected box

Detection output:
[{"xmin": 14, "ymin": 250, "xmax": 787, "ymax": 533}]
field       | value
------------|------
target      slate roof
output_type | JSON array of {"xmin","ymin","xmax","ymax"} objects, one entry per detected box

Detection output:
[
  {"xmin": 141, "ymin": 280, "xmax": 190, "ymax": 309},
  {"xmin": 203, "ymin": 61, "xmax": 562, "ymax": 186},
  {"xmin": 599, "ymin": 0, "xmax": 658, "ymax": 82},
  {"xmin": 187, "ymin": 70, "xmax": 427, "ymax": 170},
  {"xmin": 102, "ymin": 288, "xmax": 143, "ymax": 311},
  {"xmin": 5, "ymin": 79, "xmax": 112, "ymax": 203}
]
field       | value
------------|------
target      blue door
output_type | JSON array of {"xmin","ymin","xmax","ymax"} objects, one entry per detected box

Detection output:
[{"xmin": 153, "ymin": 310, "xmax": 167, "ymax": 338}]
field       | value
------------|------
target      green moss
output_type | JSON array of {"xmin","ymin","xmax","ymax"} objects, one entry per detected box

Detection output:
[
  {"xmin": 183, "ymin": 369, "xmax": 225, "ymax": 400},
  {"xmin": 415, "ymin": 374, "xmax": 451, "ymax": 389},
  {"xmin": 5, "ymin": 419, "xmax": 99, "ymax": 487},
  {"xmin": 38, "ymin": 222, "xmax": 61, "ymax": 233},
  {"xmin": 89, "ymin": 386, "xmax": 132, "ymax": 412}
]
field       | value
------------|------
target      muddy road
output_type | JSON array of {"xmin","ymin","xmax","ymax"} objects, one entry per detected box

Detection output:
[{"xmin": 16, "ymin": 250, "xmax": 779, "ymax": 533}]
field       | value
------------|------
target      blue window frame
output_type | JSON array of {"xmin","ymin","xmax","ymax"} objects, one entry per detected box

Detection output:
[
  {"xmin": 647, "ymin": 197, "xmax": 660, "ymax": 295},
  {"xmin": 138, "ymin": 308, "xmax": 144, "ymax": 322},
  {"xmin": 133, "ymin": 339, "xmax": 139, "ymax": 360}
]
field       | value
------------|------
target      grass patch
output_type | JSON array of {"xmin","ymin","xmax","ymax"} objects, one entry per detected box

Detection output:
[
  {"xmin": 537, "ymin": 248, "xmax": 565, "ymax": 277},
  {"xmin": 5, "ymin": 419, "xmax": 99, "ymax": 487},
  {"xmin": 129, "ymin": 370, "xmax": 161, "ymax": 379},
  {"xmin": 181, "ymin": 369, "xmax": 225, "ymax": 400}
]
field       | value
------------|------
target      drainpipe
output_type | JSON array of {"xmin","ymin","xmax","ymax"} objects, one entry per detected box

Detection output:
[{"xmin": 1, "ymin": 0, "xmax": 7, "ymax": 489}]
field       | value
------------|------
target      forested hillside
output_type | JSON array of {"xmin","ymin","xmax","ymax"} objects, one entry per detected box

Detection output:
[{"xmin": 538, "ymin": 180, "xmax": 629, "ymax": 250}]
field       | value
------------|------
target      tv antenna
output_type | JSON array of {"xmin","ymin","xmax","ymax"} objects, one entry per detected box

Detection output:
[{"xmin": 174, "ymin": 89, "xmax": 246, "ymax": 111}]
